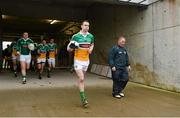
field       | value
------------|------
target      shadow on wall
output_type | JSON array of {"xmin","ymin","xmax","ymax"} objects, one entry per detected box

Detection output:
[
  {"xmin": 129, "ymin": 63, "xmax": 180, "ymax": 93},
  {"xmin": 90, "ymin": 62, "xmax": 180, "ymax": 93},
  {"xmin": 130, "ymin": 63, "xmax": 158, "ymax": 86}
]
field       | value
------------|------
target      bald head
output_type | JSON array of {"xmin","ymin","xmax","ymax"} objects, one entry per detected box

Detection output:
[{"xmin": 118, "ymin": 36, "xmax": 126, "ymax": 47}]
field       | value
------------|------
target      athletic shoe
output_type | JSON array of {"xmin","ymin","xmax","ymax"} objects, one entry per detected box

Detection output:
[
  {"xmin": 113, "ymin": 94, "xmax": 121, "ymax": 99},
  {"xmin": 119, "ymin": 92, "xmax": 125, "ymax": 97},
  {"xmin": 82, "ymin": 99, "xmax": 89, "ymax": 108},
  {"xmin": 22, "ymin": 78, "xmax": 26, "ymax": 84},
  {"xmin": 47, "ymin": 74, "xmax": 50, "ymax": 78},
  {"xmin": 39, "ymin": 74, "xmax": 42, "ymax": 80},
  {"xmin": 14, "ymin": 72, "xmax": 17, "ymax": 77},
  {"xmin": 47, "ymin": 70, "xmax": 51, "ymax": 78}
]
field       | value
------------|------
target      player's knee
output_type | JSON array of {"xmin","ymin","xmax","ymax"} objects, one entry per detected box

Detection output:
[
  {"xmin": 79, "ymin": 78, "xmax": 84, "ymax": 83},
  {"xmin": 26, "ymin": 65, "xmax": 30, "ymax": 70}
]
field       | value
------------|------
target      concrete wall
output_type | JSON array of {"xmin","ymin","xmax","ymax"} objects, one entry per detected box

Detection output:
[{"xmin": 87, "ymin": 0, "xmax": 180, "ymax": 92}]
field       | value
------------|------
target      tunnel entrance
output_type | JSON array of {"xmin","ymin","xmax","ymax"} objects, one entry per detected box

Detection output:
[
  {"xmin": 3, "ymin": 41, "xmax": 12, "ymax": 50},
  {"xmin": 0, "ymin": 0, "xmax": 172, "ymax": 93},
  {"xmin": 0, "ymin": 0, "xmax": 180, "ymax": 117},
  {"xmin": 0, "ymin": 0, "xmax": 158, "ymax": 70},
  {"xmin": 0, "ymin": 15, "xmax": 82, "ymax": 69}
]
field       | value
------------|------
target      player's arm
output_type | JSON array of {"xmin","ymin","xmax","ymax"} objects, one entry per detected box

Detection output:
[
  {"xmin": 34, "ymin": 43, "xmax": 38, "ymax": 50},
  {"xmin": 67, "ymin": 42, "xmax": 74, "ymax": 52},
  {"xmin": 55, "ymin": 44, "xmax": 58, "ymax": 55},
  {"xmin": 88, "ymin": 43, "xmax": 94, "ymax": 54},
  {"xmin": 16, "ymin": 39, "xmax": 21, "ymax": 55},
  {"xmin": 37, "ymin": 44, "xmax": 40, "ymax": 54},
  {"xmin": 88, "ymin": 35, "xmax": 95, "ymax": 54},
  {"xmin": 67, "ymin": 35, "xmax": 76, "ymax": 52}
]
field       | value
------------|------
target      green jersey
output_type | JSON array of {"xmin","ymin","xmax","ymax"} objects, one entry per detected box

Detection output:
[
  {"xmin": 48, "ymin": 43, "xmax": 57, "ymax": 58},
  {"xmin": 37, "ymin": 44, "xmax": 49, "ymax": 59},
  {"xmin": 72, "ymin": 32, "xmax": 94, "ymax": 44},
  {"xmin": 11, "ymin": 42, "xmax": 18, "ymax": 51},
  {"xmin": 71, "ymin": 32, "xmax": 94, "ymax": 61},
  {"xmin": 17, "ymin": 38, "xmax": 33, "ymax": 55},
  {"xmin": 12, "ymin": 44, "xmax": 18, "ymax": 50}
]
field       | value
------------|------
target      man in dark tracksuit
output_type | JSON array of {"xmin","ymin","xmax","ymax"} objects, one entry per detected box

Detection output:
[{"xmin": 108, "ymin": 36, "xmax": 131, "ymax": 99}]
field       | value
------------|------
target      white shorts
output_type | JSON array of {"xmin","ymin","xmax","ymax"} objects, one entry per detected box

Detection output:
[
  {"xmin": 74, "ymin": 60, "xmax": 89, "ymax": 72},
  {"xmin": 37, "ymin": 58, "xmax": 46, "ymax": 64},
  {"xmin": 12, "ymin": 55, "xmax": 19, "ymax": 61},
  {"xmin": 48, "ymin": 58, "xmax": 55, "ymax": 67},
  {"xmin": 20, "ymin": 54, "xmax": 31, "ymax": 64}
]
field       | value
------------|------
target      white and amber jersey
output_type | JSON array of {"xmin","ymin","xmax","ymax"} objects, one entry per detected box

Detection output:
[
  {"xmin": 48, "ymin": 43, "xmax": 57, "ymax": 59},
  {"xmin": 71, "ymin": 31, "xmax": 94, "ymax": 61}
]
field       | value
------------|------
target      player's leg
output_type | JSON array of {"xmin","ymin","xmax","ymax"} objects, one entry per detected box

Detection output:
[
  {"xmin": 75, "ymin": 70, "xmax": 86, "ymax": 101},
  {"xmin": 47, "ymin": 59, "xmax": 51, "ymax": 78},
  {"xmin": 25, "ymin": 55, "xmax": 31, "ymax": 70},
  {"xmin": 41, "ymin": 62, "xmax": 45, "ymax": 76},
  {"xmin": 37, "ymin": 59, "xmax": 42, "ymax": 79},
  {"xmin": 16, "ymin": 56, "xmax": 20, "ymax": 72},
  {"xmin": 12, "ymin": 56, "xmax": 17, "ymax": 77},
  {"xmin": 20, "ymin": 55, "xmax": 27, "ymax": 84},
  {"xmin": 47, "ymin": 58, "xmax": 54, "ymax": 78},
  {"xmin": 52, "ymin": 58, "xmax": 55, "ymax": 68},
  {"xmin": 75, "ymin": 64, "xmax": 89, "ymax": 107},
  {"xmin": 82, "ymin": 66, "xmax": 89, "ymax": 107},
  {"xmin": 25, "ymin": 55, "xmax": 31, "ymax": 80}
]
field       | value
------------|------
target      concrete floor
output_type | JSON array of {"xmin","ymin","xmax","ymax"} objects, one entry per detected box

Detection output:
[{"xmin": 0, "ymin": 70, "xmax": 180, "ymax": 117}]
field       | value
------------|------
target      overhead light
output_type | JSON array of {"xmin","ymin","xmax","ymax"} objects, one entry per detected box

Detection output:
[
  {"xmin": 50, "ymin": 20, "xmax": 57, "ymax": 24},
  {"xmin": 46, "ymin": 19, "xmax": 65, "ymax": 24}
]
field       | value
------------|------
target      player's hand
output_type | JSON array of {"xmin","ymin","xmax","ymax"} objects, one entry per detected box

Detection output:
[
  {"xmin": 67, "ymin": 48, "xmax": 74, "ymax": 52},
  {"xmin": 16, "ymin": 51, "xmax": 20, "ymax": 55},
  {"xmin": 112, "ymin": 67, "xmax": 116, "ymax": 71},
  {"xmin": 88, "ymin": 48, "xmax": 92, "ymax": 54}
]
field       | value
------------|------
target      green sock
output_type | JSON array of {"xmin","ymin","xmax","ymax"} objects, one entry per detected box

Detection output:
[{"xmin": 80, "ymin": 91, "xmax": 87, "ymax": 102}]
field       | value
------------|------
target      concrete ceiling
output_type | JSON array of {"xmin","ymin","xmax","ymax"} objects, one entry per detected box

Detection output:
[
  {"xmin": 1, "ymin": 15, "xmax": 81, "ymax": 40},
  {"xmin": 0, "ymin": 0, "xmax": 159, "ymax": 40},
  {"xmin": 0, "ymin": 0, "xmax": 159, "ymax": 19}
]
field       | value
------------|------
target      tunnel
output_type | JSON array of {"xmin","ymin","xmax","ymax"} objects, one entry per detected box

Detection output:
[{"xmin": 0, "ymin": 0, "xmax": 180, "ymax": 117}]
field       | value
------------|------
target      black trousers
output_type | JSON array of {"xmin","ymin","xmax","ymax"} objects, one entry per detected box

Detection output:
[{"xmin": 112, "ymin": 68, "xmax": 129, "ymax": 96}]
